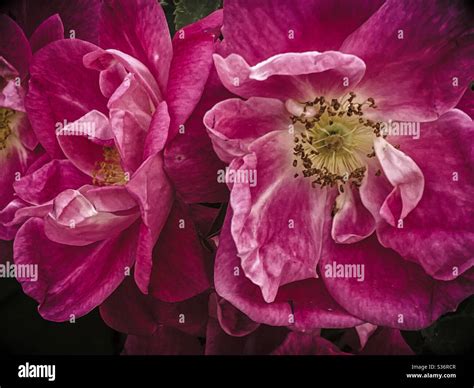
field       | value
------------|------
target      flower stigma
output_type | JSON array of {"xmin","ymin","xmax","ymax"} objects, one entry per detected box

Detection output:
[{"xmin": 290, "ymin": 92, "xmax": 385, "ymax": 191}]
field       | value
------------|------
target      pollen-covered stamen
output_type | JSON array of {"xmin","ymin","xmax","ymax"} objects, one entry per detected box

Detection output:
[
  {"xmin": 92, "ymin": 146, "xmax": 127, "ymax": 186},
  {"xmin": 0, "ymin": 108, "xmax": 14, "ymax": 151},
  {"xmin": 290, "ymin": 92, "xmax": 383, "ymax": 188}
]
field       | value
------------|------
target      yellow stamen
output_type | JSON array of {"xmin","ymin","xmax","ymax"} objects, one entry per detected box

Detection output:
[
  {"xmin": 291, "ymin": 92, "xmax": 382, "ymax": 188},
  {"xmin": 0, "ymin": 108, "xmax": 14, "ymax": 151},
  {"xmin": 92, "ymin": 147, "xmax": 127, "ymax": 186}
]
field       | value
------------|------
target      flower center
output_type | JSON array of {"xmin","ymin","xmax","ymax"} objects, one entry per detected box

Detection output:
[
  {"xmin": 92, "ymin": 146, "xmax": 127, "ymax": 186},
  {"xmin": 0, "ymin": 108, "xmax": 14, "ymax": 151},
  {"xmin": 291, "ymin": 92, "xmax": 383, "ymax": 189}
]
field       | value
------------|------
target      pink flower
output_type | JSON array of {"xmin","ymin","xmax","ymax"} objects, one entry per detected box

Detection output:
[
  {"xmin": 10, "ymin": 0, "xmax": 221, "ymax": 321},
  {"xmin": 0, "ymin": 3, "xmax": 101, "ymax": 239},
  {"xmin": 204, "ymin": 0, "xmax": 474, "ymax": 330}
]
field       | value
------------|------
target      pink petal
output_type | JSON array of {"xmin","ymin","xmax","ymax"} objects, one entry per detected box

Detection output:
[
  {"xmin": 164, "ymin": 68, "xmax": 231, "ymax": 203},
  {"xmin": 82, "ymin": 185, "xmax": 137, "ymax": 213},
  {"xmin": 166, "ymin": 10, "xmax": 223, "ymax": 139},
  {"xmin": 229, "ymin": 131, "xmax": 330, "ymax": 302},
  {"xmin": 321, "ymin": 235, "xmax": 474, "ymax": 329},
  {"xmin": 214, "ymin": 51, "xmax": 366, "ymax": 101},
  {"xmin": 204, "ymin": 96, "xmax": 290, "ymax": 163},
  {"xmin": 14, "ymin": 159, "xmax": 90, "ymax": 205},
  {"xmin": 44, "ymin": 189, "xmax": 139, "ymax": 246},
  {"xmin": 14, "ymin": 217, "xmax": 139, "ymax": 321},
  {"xmin": 360, "ymin": 328, "xmax": 414, "ymax": 355},
  {"xmin": 0, "ymin": 0, "xmax": 101, "ymax": 44},
  {"xmin": 83, "ymin": 48, "xmax": 161, "ymax": 105},
  {"xmin": 0, "ymin": 15, "xmax": 31, "ymax": 78},
  {"xmin": 331, "ymin": 184, "xmax": 376, "ymax": 244},
  {"xmin": 109, "ymin": 109, "xmax": 148, "ymax": 173},
  {"xmin": 205, "ymin": 315, "xmax": 288, "ymax": 355},
  {"xmin": 341, "ymin": 0, "xmax": 474, "ymax": 121},
  {"xmin": 271, "ymin": 333, "xmax": 349, "ymax": 355},
  {"xmin": 57, "ymin": 110, "xmax": 116, "ymax": 176},
  {"xmin": 125, "ymin": 154, "xmax": 173, "ymax": 293},
  {"xmin": 100, "ymin": 275, "xmax": 209, "ymax": 336},
  {"xmin": 376, "ymin": 110, "xmax": 474, "ymax": 280},
  {"xmin": 143, "ymin": 101, "xmax": 169, "ymax": 159},
  {"xmin": 29, "ymin": 14, "xmax": 64, "ymax": 53},
  {"xmin": 220, "ymin": 0, "xmax": 384, "ymax": 65},
  {"xmin": 99, "ymin": 0, "xmax": 172, "ymax": 94},
  {"xmin": 98, "ymin": 62, "xmax": 127, "ymax": 98},
  {"xmin": 214, "ymin": 294, "xmax": 260, "ymax": 337},
  {"xmin": 0, "ymin": 199, "xmax": 27, "ymax": 240},
  {"xmin": 149, "ymin": 201, "xmax": 210, "ymax": 302},
  {"xmin": 215, "ymin": 209, "xmax": 362, "ymax": 330},
  {"xmin": 373, "ymin": 136, "xmax": 424, "ymax": 226},
  {"xmin": 26, "ymin": 39, "xmax": 107, "ymax": 157}
]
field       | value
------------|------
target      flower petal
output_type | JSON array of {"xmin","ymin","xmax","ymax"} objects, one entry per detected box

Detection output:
[
  {"xmin": 376, "ymin": 110, "xmax": 474, "ymax": 280},
  {"xmin": 373, "ymin": 137, "xmax": 424, "ymax": 226},
  {"xmin": 125, "ymin": 153, "xmax": 173, "ymax": 293},
  {"xmin": 0, "ymin": 0, "xmax": 101, "ymax": 44},
  {"xmin": 26, "ymin": 39, "xmax": 107, "ymax": 157},
  {"xmin": 341, "ymin": 0, "xmax": 474, "ymax": 121},
  {"xmin": 220, "ymin": 0, "xmax": 384, "ymax": 65},
  {"xmin": 29, "ymin": 14, "xmax": 64, "ymax": 53},
  {"xmin": 0, "ymin": 15, "xmax": 31, "ymax": 78},
  {"xmin": 331, "ymin": 184, "xmax": 375, "ymax": 244},
  {"xmin": 100, "ymin": 275, "xmax": 209, "ymax": 336},
  {"xmin": 229, "ymin": 131, "xmax": 331, "ymax": 302},
  {"xmin": 164, "ymin": 69, "xmax": 230, "ymax": 203},
  {"xmin": 204, "ymin": 96, "xmax": 290, "ymax": 163},
  {"xmin": 14, "ymin": 217, "xmax": 139, "ymax": 321},
  {"xmin": 214, "ymin": 51, "xmax": 366, "ymax": 101},
  {"xmin": 14, "ymin": 159, "xmax": 90, "ymax": 205},
  {"xmin": 99, "ymin": 0, "xmax": 172, "ymax": 94},
  {"xmin": 149, "ymin": 201, "xmax": 210, "ymax": 302},
  {"xmin": 166, "ymin": 10, "xmax": 223, "ymax": 139},
  {"xmin": 215, "ymin": 208, "xmax": 362, "ymax": 330},
  {"xmin": 321, "ymin": 235, "xmax": 474, "ymax": 329},
  {"xmin": 44, "ymin": 189, "xmax": 139, "ymax": 246}
]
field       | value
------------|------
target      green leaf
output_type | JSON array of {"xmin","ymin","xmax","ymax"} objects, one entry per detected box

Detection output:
[{"xmin": 173, "ymin": 0, "xmax": 222, "ymax": 31}]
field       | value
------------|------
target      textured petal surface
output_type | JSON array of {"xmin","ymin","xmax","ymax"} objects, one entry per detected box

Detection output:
[
  {"xmin": 99, "ymin": 0, "xmax": 172, "ymax": 94},
  {"xmin": 29, "ymin": 14, "xmax": 64, "ymax": 53},
  {"xmin": 214, "ymin": 51, "xmax": 366, "ymax": 101},
  {"xmin": 220, "ymin": 0, "xmax": 385, "ymax": 64},
  {"xmin": 376, "ymin": 110, "xmax": 474, "ymax": 280},
  {"xmin": 321, "ymin": 235, "xmax": 474, "ymax": 329},
  {"xmin": 215, "ymin": 209, "xmax": 362, "ymax": 330},
  {"xmin": 341, "ymin": 0, "xmax": 474, "ymax": 121},
  {"xmin": 14, "ymin": 218, "xmax": 139, "ymax": 321},
  {"xmin": 26, "ymin": 39, "xmax": 107, "ymax": 157}
]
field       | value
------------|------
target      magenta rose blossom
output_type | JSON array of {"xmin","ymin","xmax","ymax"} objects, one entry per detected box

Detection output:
[
  {"xmin": 0, "ymin": 1, "xmax": 103, "ymax": 241},
  {"xmin": 203, "ymin": 0, "xmax": 474, "ymax": 331},
  {"xmin": 8, "ymin": 0, "xmax": 221, "ymax": 321},
  {"xmin": 0, "ymin": 14, "xmax": 58, "ymax": 239}
]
